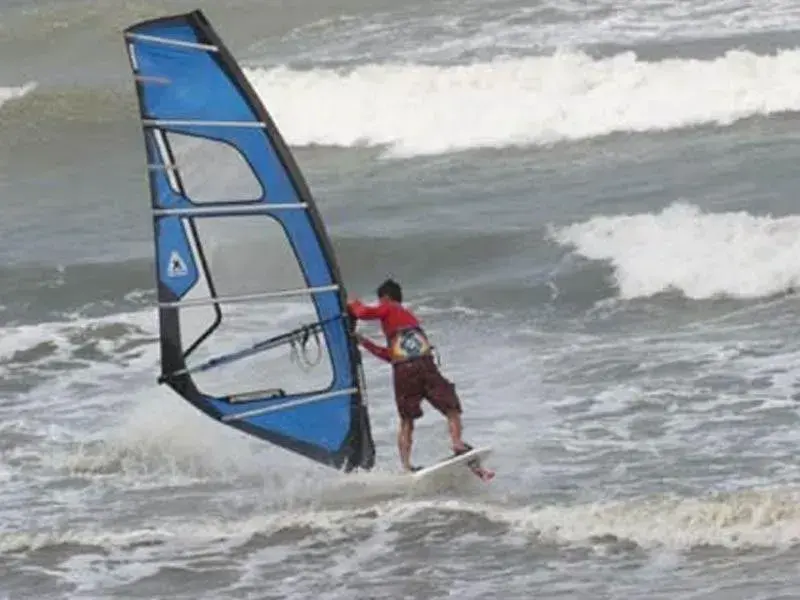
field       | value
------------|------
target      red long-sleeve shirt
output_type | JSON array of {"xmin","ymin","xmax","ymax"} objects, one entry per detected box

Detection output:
[{"xmin": 347, "ymin": 298, "xmax": 421, "ymax": 363}]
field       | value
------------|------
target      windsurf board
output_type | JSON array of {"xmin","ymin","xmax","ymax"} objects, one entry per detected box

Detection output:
[{"xmin": 411, "ymin": 446, "xmax": 494, "ymax": 482}]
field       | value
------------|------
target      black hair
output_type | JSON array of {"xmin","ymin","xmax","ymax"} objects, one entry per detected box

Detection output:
[{"xmin": 376, "ymin": 278, "xmax": 402, "ymax": 302}]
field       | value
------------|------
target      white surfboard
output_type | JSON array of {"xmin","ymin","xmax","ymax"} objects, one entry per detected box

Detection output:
[{"xmin": 411, "ymin": 446, "xmax": 493, "ymax": 482}]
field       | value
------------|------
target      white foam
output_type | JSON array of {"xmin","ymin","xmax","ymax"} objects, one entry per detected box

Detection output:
[
  {"xmin": 0, "ymin": 500, "xmax": 391, "ymax": 555},
  {"xmin": 0, "ymin": 82, "xmax": 36, "ymax": 109},
  {"xmin": 498, "ymin": 0, "xmax": 800, "ymax": 50},
  {"xmin": 60, "ymin": 390, "xmax": 272, "ymax": 483},
  {"xmin": 549, "ymin": 202, "xmax": 800, "ymax": 300},
  {"xmin": 245, "ymin": 49, "xmax": 800, "ymax": 156},
  {"xmin": 271, "ymin": 0, "xmax": 800, "ymax": 65},
  {"xmin": 505, "ymin": 487, "xmax": 800, "ymax": 550},
  {"xmin": 5, "ymin": 489, "xmax": 800, "ymax": 558}
]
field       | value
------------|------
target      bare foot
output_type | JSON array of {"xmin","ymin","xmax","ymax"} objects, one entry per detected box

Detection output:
[
  {"xmin": 469, "ymin": 465, "xmax": 495, "ymax": 482},
  {"xmin": 452, "ymin": 442, "xmax": 473, "ymax": 455}
]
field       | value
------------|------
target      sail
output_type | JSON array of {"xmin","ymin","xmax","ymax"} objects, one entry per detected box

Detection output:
[{"xmin": 123, "ymin": 10, "xmax": 375, "ymax": 472}]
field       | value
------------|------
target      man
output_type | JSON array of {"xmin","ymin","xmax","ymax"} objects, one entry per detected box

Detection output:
[{"xmin": 347, "ymin": 278, "xmax": 493, "ymax": 480}]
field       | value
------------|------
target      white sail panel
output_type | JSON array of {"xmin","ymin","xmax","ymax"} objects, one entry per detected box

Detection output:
[
  {"xmin": 186, "ymin": 299, "xmax": 335, "ymax": 398},
  {"xmin": 193, "ymin": 215, "xmax": 308, "ymax": 296},
  {"xmin": 166, "ymin": 132, "xmax": 263, "ymax": 203}
]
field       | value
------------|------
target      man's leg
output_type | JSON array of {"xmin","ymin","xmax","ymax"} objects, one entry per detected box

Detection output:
[
  {"xmin": 420, "ymin": 359, "xmax": 468, "ymax": 453},
  {"xmin": 398, "ymin": 417, "xmax": 415, "ymax": 472},
  {"xmin": 393, "ymin": 362, "xmax": 423, "ymax": 472},
  {"xmin": 446, "ymin": 408, "xmax": 494, "ymax": 481},
  {"xmin": 421, "ymin": 360, "xmax": 495, "ymax": 479},
  {"xmin": 445, "ymin": 408, "xmax": 467, "ymax": 453}
]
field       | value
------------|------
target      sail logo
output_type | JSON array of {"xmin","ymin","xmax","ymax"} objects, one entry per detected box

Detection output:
[{"xmin": 167, "ymin": 250, "xmax": 189, "ymax": 278}]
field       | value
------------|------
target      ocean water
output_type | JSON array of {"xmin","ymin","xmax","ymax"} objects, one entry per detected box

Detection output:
[{"xmin": 3, "ymin": 0, "xmax": 800, "ymax": 598}]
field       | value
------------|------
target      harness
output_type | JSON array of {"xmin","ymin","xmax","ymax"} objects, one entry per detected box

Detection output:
[{"xmin": 388, "ymin": 326, "xmax": 437, "ymax": 364}]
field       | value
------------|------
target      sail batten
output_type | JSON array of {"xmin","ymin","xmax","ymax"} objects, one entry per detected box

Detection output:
[
  {"xmin": 143, "ymin": 119, "xmax": 268, "ymax": 128},
  {"xmin": 223, "ymin": 388, "xmax": 360, "ymax": 421},
  {"xmin": 125, "ymin": 32, "xmax": 219, "ymax": 52},
  {"xmin": 135, "ymin": 75, "xmax": 171, "ymax": 85},
  {"xmin": 153, "ymin": 204, "xmax": 307, "ymax": 217},
  {"xmin": 124, "ymin": 10, "xmax": 375, "ymax": 472},
  {"xmin": 158, "ymin": 284, "xmax": 341, "ymax": 308}
]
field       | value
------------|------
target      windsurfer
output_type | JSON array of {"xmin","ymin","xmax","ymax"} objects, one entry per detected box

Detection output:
[{"xmin": 348, "ymin": 278, "xmax": 491, "ymax": 479}]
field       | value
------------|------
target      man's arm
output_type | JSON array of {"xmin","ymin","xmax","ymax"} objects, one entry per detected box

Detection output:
[
  {"xmin": 357, "ymin": 334, "xmax": 392, "ymax": 363},
  {"xmin": 347, "ymin": 298, "xmax": 389, "ymax": 321}
]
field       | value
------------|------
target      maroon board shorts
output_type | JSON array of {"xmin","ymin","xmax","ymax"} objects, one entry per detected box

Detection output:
[{"xmin": 392, "ymin": 356, "xmax": 462, "ymax": 420}]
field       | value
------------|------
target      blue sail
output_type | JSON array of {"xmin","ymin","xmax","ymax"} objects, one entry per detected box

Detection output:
[{"xmin": 123, "ymin": 10, "xmax": 375, "ymax": 471}]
